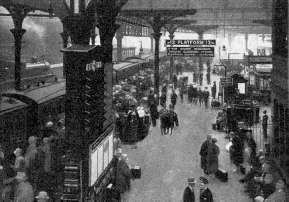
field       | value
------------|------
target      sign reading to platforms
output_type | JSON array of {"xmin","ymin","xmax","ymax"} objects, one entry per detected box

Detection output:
[
  {"xmin": 167, "ymin": 47, "xmax": 214, "ymax": 57},
  {"xmin": 220, "ymin": 77, "xmax": 233, "ymax": 86},
  {"xmin": 248, "ymin": 56, "xmax": 272, "ymax": 64},
  {"xmin": 165, "ymin": 40, "xmax": 216, "ymax": 46}
]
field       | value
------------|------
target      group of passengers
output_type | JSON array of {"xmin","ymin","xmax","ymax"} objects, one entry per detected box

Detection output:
[
  {"xmin": 184, "ymin": 82, "xmax": 210, "ymax": 109},
  {"xmin": 114, "ymin": 74, "xmax": 154, "ymax": 144},
  {"xmin": 1, "ymin": 135, "xmax": 53, "ymax": 201},
  {"xmin": 226, "ymin": 128, "xmax": 287, "ymax": 201}
]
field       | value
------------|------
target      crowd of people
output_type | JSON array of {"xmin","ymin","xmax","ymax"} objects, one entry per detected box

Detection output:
[
  {"xmin": 1, "ymin": 136, "xmax": 54, "ymax": 201},
  {"xmin": 114, "ymin": 70, "xmax": 155, "ymax": 144}
]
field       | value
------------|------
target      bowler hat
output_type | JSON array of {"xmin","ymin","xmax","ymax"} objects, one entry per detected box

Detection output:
[
  {"xmin": 188, "ymin": 178, "xmax": 197, "ymax": 183},
  {"xmin": 15, "ymin": 172, "xmax": 28, "ymax": 181},
  {"xmin": 211, "ymin": 138, "xmax": 217, "ymax": 143},
  {"xmin": 199, "ymin": 177, "xmax": 208, "ymax": 184}
]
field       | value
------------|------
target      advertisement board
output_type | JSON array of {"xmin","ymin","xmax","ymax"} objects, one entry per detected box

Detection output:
[
  {"xmin": 248, "ymin": 56, "xmax": 272, "ymax": 64},
  {"xmin": 167, "ymin": 47, "xmax": 214, "ymax": 57},
  {"xmin": 89, "ymin": 126, "xmax": 114, "ymax": 186}
]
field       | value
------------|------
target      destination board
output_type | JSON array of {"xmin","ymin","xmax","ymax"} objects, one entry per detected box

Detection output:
[
  {"xmin": 165, "ymin": 40, "xmax": 216, "ymax": 46},
  {"xmin": 167, "ymin": 47, "xmax": 214, "ymax": 57}
]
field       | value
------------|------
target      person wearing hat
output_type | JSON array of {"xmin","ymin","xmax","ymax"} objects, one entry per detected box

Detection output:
[
  {"xmin": 112, "ymin": 148, "xmax": 123, "ymax": 186},
  {"xmin": 13, "ymin": 171, "xmax": 34, "ymax": 202},
  {"xmin": 206, "ymin": 138, "xmax": 220, "ymax": 179},
  {"xmin": 199, "ymin": 135, "xmax": 212, "ymax": 175},
  {"xmin": 115, "ymin": 154, "xmax": 131, "ymax": 202},
  {"xmin": 147, "ymin": 89, "xmax": 158, "ymax": 127},
  {"xmin": 170, "ymin": 89, "xmax": 178, "ymax": 110},
  {"xmin": 36, "ymin": 191, "xmax": 52, "ymax": 202},
  {"xmin": 203, "ymin": 88, "xmax": 210, "ymax": 109},
  {"xmin": 127, "ymin": 103, "xmax": 139, "ymax": 148},
  {"xmin": 262, "ymin": 110, "xmax": 268, "ymax": 142},
  {"xmin": 24, "ymin": 136, "xmax": 37, "ymax": 167},
  {"xmin": 264, "ymin": 179, "xmax": 286, "ymax": 202},
  {"xmin": 230, "ymin": 132, "xmax": 244, "ymax": 173},
  {"xmin": 199, "ymin": 177, "xmax": 214, "ymax": 202},
  {"xmin": 12, "ymin": 148, "xmax": 25, "ymax": 172},
  {"xmin": 183, "ymin": 178, "xmax": 197, "ymax": 202}
]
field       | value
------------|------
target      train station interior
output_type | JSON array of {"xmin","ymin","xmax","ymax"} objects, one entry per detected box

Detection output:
[{"xmin": 0, "ymin": 0, "xmax": 288, "ymax": 201}]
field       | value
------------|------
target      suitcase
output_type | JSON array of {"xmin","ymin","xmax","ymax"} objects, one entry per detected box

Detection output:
[
  {"xmin": 131, "ymin": 166, "xmax": 141, "ymax": 179},
  {"xmin": 215, "ymin": 168, "xmax": 228, "ymax": 182},
  {"xmin": 211, "ymin": 99, "xmax": 221, "ymax": 108}
]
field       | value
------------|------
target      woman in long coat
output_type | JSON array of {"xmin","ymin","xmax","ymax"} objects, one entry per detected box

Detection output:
[{"xmin": 207, "ymin": 138, "xmax": 220, "ymax": 178}]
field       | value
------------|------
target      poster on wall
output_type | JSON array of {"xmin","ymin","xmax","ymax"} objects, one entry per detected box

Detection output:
[
  {"xmin": 97, "ymin": 143, "xmax": 104, "ymax": 178},
  {"xmin": 89, "ymin": 146, "xmax": 98, "ymax": 186},
  {"xmin": 103, "ymin": 137, "xmax": 109, "ymax": 169},
  {"xmin": 238, "ymin": 83, "xmax": 246, "ymax": 94},
  {"xmin": 89, "ymin": 125, "xmax": 114, "ymax": 186},
  {"xmin": 109, "ymin": 133, "xmax": 113, "ymax": 163}
]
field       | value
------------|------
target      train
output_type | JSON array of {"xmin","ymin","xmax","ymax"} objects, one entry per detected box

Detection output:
[
  {"xmin": 0, "ymin": 56, "xmax": 157, "ymax": 154},
  {"xmin": 0, "ymin": 56, "xmax": 56, "ymax": 90}
]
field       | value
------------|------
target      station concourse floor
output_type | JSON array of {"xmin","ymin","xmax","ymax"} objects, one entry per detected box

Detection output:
[{"xmin": 121, "ymin": 88, "xmax": 251, "ymax": 202}]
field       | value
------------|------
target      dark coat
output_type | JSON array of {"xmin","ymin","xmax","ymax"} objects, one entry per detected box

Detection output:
[
  {"xmin": 211, "ymin": 84, "xmax": 216, "ymax": 96},
  {"xmin": 167, "ymin": 109, "xmax": 179, "ymax": 128},
  {"xmin": 230, "ymin": 136, "xmax": 244, "ymax": 165},
  {"xmin": 200, "ymin": 187, "xmax": 214, "ymax": 202},
  {"xmin": 160, "ymin": 93, "xmax": 167, "ymax": 107},
  {"xmin": 199, "ymin": 140, "xmax": 211, "ymax": 170},
  {"xmin": 207, "ymin": 143, "xmax": 220, "ymax": 173},
  {"xmin": 171, "ymin": 92, "xmax": 178, "ymax": 105},
  {"xmin": 183, "ymin": 186, "xmax": 195, "ymax": 202},
  {"xmin": 115, "ymin": 159, "xmax": 131, "ymax": 193},
  {"xmin": 148, "ymin": 94, "xmax": 159, "ymax": 120},
  {"xmin": 111, "ymin": 156, "xmax": 120, "ymax": 185}
]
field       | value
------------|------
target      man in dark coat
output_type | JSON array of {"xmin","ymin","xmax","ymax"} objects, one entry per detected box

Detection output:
[
  {"xmin": 173, "ymin": 74, "xmax": 178, "ymax": 89},
  {"xmin": 207, "ymin": 138, "xmax": 220, "ymax": 179},
  {"xmin": 198, "ymin": 88, "xmax": 203, "ymax": 106},
  {"xmin": 160, "ymin": 92, "xmax": 167, "ymax": 107},
  {"xmin": 187, "ymin": 84, "xmax": 193, "ymax": 104},
  {"xmin": 115, "ymin": 154, "xmax": 131, "ymax": 201},
  {"xmin": 167, "ymin": 104, "xmax": 179, "ymax": 135},
  {"xmin": 199, "ymin": 135, "xmax": 212, "ymax": 175},
  {"xmin": 262, "ymin": 110, "xmax": 268, "ymax": 141},
  {"xmin": 211, "ymin": 82, "xmax": 217, "ymax": 99},
  {"xmin": 112, "ymin": 148, "xmax": 122, "ymax": 186},
  {"xmin": 159, "ymin": 104, "xmax": 169, "ymax": 135},
  {"xmin": 203, "ymin": 88, "xmax": 210, "ymax": 109},
  {"xmin": 183, "ymin": 178, "xmax": 197, "ymax": 202},
  {"xmin": 179, "ymin": 86, "xmax": 184, "ymax": 103},
  {"xmin": 199, "ymin": 177, "xmax": 214, "ymax": 202},
  {"xmin": 171, "ymin": 89, "xmax": 178, "ymax": 109},
  {"xmin": 229, "ymin": 133, "xmax": 244, "ymax": 173},
  {"xmin": 148, "ymin": 90, "xmax": 158, "ymax": 127}
]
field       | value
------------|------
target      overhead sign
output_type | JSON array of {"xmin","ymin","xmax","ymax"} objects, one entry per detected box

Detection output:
[
  {"xmin": 248, "ymin": 56, "xmax": 272, "ymax": 64},
  {"xmin": 220, "ymin": 77, "xmax": 233, "ymax": 86},
  {"xmin": 165, "ymin": 40, "xmax": 216, "ymax": 46},
  {"xmin": 167, "ymin": 47, "xmax": 214, "ymax": 57}
]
